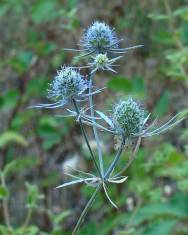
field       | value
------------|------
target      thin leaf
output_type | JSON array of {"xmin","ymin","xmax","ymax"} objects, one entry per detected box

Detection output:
[
  {"xmin": 108, "ymin": 176, "xmax": 128, "ymax": 184},
  {"xmin": 0, "ymin": 131, "xmax": 28, "ymax": 148},
  {"xmin": 81, "ymin": 87, "xmax": 106, "ymax": 98},
  {"xmin": 29, "ymin": 100, "xmax": 67, "ymax": 109},
  {"xmin": 96, "ymin": 110, "xmax": 114, "ymax": 128},
  {"xmin": 56, "ymin": 179, "xmax": 86, "ymax": 189},
  {"xmin": 103, "ymin": 183, "xmax": 118, "ymax": 209},
  {"xmin": 110, "ymin": 44, "xmax": 144, "ymax": 52},
  {"xmin": 143, "ymin": 112, "xmax": 188, "ymax": 137},
  {"xmin": 63, "ymin": 48, "xmax": 87, "ymax": 52}
]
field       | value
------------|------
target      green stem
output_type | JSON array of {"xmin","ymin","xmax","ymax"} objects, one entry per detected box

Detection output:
[
  {"xmin": 23, "ymin": 207, "xmax": 32, "ymax": 228},
  {"xmin": 126, "ymin": 198, "xmax": 142, "ymax": 229},
  {"xmin": 72, "ymin": 183, "xmax": 102, "ymax": 235},
  {"xmin": 0, "ymin": 173, "xmax": 12, "ymax": 229},
  {"xmin": 105, "ymin": 136, "xmax": 126, "ymax": 179},
  {"xmin": 116, "ymin": 137, "xmax": 141, "ymax": 177},
  {"xmin": 72, "ymin": 99, "xmax": 102, "ymax": 178},
  {"xmin": 163, "ymin": 0, "xmax": 186, "ymax": 77},
  {"xmin": 89, "ymin": 76, "xmax": 104, "ymax": 177},
  {"xmin": 163, "ymin": 0, "xmax": 183, "ymax": 50}
]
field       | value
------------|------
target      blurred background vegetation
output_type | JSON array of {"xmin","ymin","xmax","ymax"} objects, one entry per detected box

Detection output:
[{"xmin": 0, "ymin": 0, "xmax": 188, "ymax": 234}]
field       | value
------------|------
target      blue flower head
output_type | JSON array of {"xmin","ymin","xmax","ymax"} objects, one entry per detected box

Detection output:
[
  {"xmin": 48, "ymin": 66, "xmax": 88, "ymax": 101},
  {"xmin": 81, "ymin": 21, "xmax": 119, "ymax": 53},
  {"xmin": 113, "ymin": 98, "xmax": 146, "ymax": 137}
]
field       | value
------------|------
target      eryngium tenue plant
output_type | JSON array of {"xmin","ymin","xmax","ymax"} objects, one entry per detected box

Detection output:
[{"xmin": 32, "ymin": 21, "xmax": 188, "ymax": 234}]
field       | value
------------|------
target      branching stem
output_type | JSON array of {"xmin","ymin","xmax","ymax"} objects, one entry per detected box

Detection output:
[
  {"xmin": 88, "ymin": 75, "xmax": 104, "ymax": 177},
  {"xmin": 72, "ymin": 183, "xmax": 102, "ymax": 235},
  {"xmin": 72, "ymin": 98, "xmax": 102, "ymax": 178},
  {"xmin": 105, "ymin": 136, "xmax": 126, "ymax": 179},
  {"xmin": 115, "ymin": 137, "xmax": 141, "ymax": 177}
]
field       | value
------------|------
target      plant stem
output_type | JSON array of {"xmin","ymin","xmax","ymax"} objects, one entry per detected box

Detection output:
[
  {"xmin": 163, "ymin": 0, "xmax": 186, "ymax": 77},
  {"xmin": 72, "ymin": 183, "xmax": 102, "ymax": 235},
  {"xmin": 126, "ymin": 197, "xmax": 142, "ymax": 229},
  {"xmin": 105, "ymin": 136, "xmax": 126, "ymax": 179},
  {"xmin": 23, "ymin": 207, "xmax": 32, "ymax": 228},
  {"xmin": 72, "ymin": 99, "xmax": 102, "ymax": 178},
  {"xmin": 163, "ymin": 0, "xmax": 183, "ymax": 50},
  {"xmin": 88, "ymin": 76, "xmax": 104, "ymax": 177},
  {"xmin": 116, "ymin": 137, "xmax": 141, "ymax": 177},
  {"xmin": 72, "ymin": 136, "xmax": 126, "ymax": 234},
  {"xmin": 0, "ymin": 173, "xmax": 12, "ymax": 229}
]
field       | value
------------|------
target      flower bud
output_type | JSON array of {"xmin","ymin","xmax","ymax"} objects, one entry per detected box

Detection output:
[{"xmin": 94, "ymin": 53, "xmax": 109, "ymax": 69}]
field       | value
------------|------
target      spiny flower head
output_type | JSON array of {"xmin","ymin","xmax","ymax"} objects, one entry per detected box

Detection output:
[
  {"xmin": 81, "ymin": 21, "xmax": 118, "ymax": 53},
  {"xmin": 113, "ymin": 98, "xmax": 146, "ymax": 137},
  {"xmin": 48, "ymin": 66, "xmax": 88, "ymax": 101},
  {"xmin": 87, "ymin": 53, "xmax": 122, "ymax": 73},
  {"xmin": 94, "ymin": 53, "xmax": 109, "ymax": 69}
]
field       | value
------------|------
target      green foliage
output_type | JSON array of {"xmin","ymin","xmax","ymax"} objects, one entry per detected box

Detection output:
[
  {"xmin": 153, "ymin": 91, "xmax": 170, "ymax": 117},
  {"xmin": 1, "ymin": 90, "xmax": 20, "ymax": 111},
  {"xmin": 10, "ymin": 51, "xmax": 34, "ymax": 74},
  {"xmin": 25, "ymin": 183, "xmax": 44, "ymax": 209},
  {"xmin": 0, "ymin": 131, "xmax": 28, "ymax": 148},
  {"xmin": 149, "ymin": 0, "xmax": 188, "ymax": 82},
  {"xmin": 0, "ymin": 0, "xmax": 188, "ymax": 234},
  {"xmin": 107, "ymin": 75, "xmax": 146, "ymax": 98},
  {"xmin": 31, "ymin": 0, "xmax": 61, "ymax": 24},
  {"xmin": 37, "ymin": 115, "xmax": 72, "ymax": 150},
  {"xmin": 0, "ymin": 185, "xmax": 9, "ymax": 199}
]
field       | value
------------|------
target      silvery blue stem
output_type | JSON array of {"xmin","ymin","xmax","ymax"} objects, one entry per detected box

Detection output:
[
  {"xmin": 72, "ymin": 99, "xmax": 102, "ymax": 178},
  {"xmin": 105, "ymin": 136, "xmax": 126, "ymax": 179},
  {"xmin": 72, "ymin": 183, "xmax": 102, "ymax": 235},
  {"xmin": 89, "ymin": 74, "xmax": 104, "ymax": 177},
  {"xmin": 115, "ymin": 137, "xmax": 141, "ymax": 177}
]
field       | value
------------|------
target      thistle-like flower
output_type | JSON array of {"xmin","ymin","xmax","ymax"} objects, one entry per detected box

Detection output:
[
  {"xmin": 93, "ymin": 53, "xmax": 109, "ymax": 69},
  {"xmin": 89, "ymin": 53, "xmax": 122, "ymax": 73},
  {"xmin": 31, "ymin": 66, "xmax": 89, "ymax": 109},
  {"xmin": 80, "ymin": 21, "xmax": 143, "ymax": 55},
  {"xmin": 81, "ymin": 21, "xmax": 119, "ymax": 54},
  {"xmin": 86, "ymin": 97, "xmax": 188, "ymax": 141},
  {"xmin": 112, "ymin": 98, "xmax": 146, "ymax": 137},
  {"xmin": 64, "ymin": 21, "xmax": 143, "ymax": 56},
  {"xmin": 48, "ymin": 66, "xmax": 88, "ymax": 101},
  {"xmin": 72, "ymin": 53, "xmax": 122, "ymax": 73}
]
